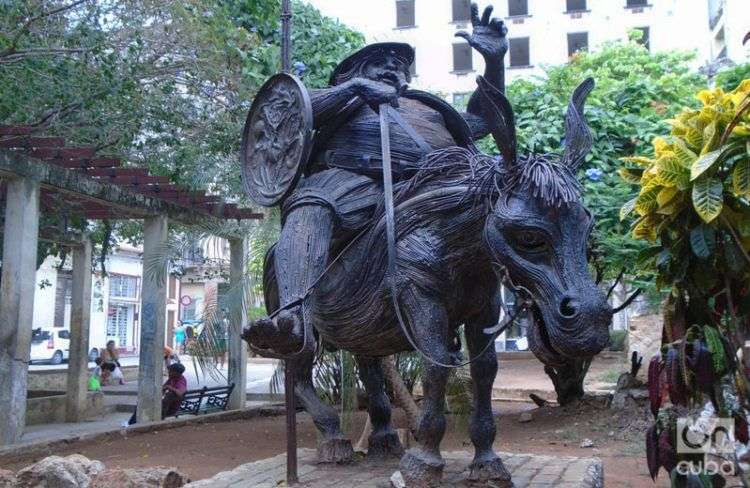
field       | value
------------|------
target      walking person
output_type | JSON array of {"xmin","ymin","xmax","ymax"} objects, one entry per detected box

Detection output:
[{"xmin": 174, "ymin": 322, "xmax": 186, "ymax": 354}]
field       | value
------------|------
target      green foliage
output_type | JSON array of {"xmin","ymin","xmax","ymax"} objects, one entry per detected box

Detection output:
[
  {"xmin": 716, "ymin": 63, "xmax": 750, "ymax": 92},
  {"xmin": 621, "ymin": 81, "xmax": 750, "ymax": 291},
  {"xmin": 608, "ymin": 329, "xmax": 627, "ymax": 352},
  {"xmin": 480, "ymin": 39, "xmax": 706, "ymax": 282},
  {"xmin": 0, "ymin": 0, "xmax": 363, "ymax": 269}
]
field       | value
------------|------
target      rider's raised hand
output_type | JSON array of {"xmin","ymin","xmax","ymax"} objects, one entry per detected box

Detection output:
[{"xmin": 455, "ymin": 3, "xmax": 508, "ymax": 63}]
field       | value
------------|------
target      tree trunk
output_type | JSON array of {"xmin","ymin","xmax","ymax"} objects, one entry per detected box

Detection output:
[
  {"xmin": 544, "ymin": 358, "xmax": 591, "ymax": 406},
  {"xmin": 381, "ymin": 356, "xmax": 421, "ymax": 432}
]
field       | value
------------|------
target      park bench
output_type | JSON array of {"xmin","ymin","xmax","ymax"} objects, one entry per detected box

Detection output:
[{"xmin": 172, "ymin": 383, "xmax": 235, "ymax": 417}]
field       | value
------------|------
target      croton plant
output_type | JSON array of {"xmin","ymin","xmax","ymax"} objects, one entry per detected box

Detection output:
[{"xmin": 621, "ymin": 79, "xmax": 750, "ymax": 486}]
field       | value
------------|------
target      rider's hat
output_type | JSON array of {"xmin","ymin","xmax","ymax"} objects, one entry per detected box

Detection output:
[{"xmin": 329, "ymin": 42, "xmax": 414, "ymax": 86}]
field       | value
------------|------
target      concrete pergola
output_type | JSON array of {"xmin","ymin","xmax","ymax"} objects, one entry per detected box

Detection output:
[{"xmin": 0, "ymin": 126, "xmax": 261, "ymax": 446}]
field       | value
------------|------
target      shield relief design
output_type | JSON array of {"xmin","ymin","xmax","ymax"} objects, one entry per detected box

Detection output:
[{"xmin": 241, "ymin": 73, "xmax": 314, "ymax": 207}]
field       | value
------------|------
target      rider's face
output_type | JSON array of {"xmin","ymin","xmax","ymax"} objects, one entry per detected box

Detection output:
[{"xmin": 361, "ymin": 53, "xmax": 408, "ymax": 88}]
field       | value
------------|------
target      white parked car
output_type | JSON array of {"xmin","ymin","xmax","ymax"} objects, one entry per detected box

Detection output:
[{"xmin": 30, "ymin": 328, "xmax": 70, "ymax": 365}]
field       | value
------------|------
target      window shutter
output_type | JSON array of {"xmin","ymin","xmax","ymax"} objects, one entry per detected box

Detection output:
[
  {"xmin": 508, "ymin": 0, "xmax": 528, "ymax": 16},
  {"xmin": 567, "ymin": 32, "xmax": 588, "ymax": 56},
  {"xmin": 509, "ymin": 37, "xmax": 530, "ymax": 67},
  {"xmin": 396, "ymin": 0, "xmax": 415, "ymax": 27},
  {"xmin": 566, "ymin": 0, "xmax": 587, "ymax": 12},
  {"xmin": 453, "ymin": 43, "xmax": 473, "ymax": 72},
  {"xmin": 452, "ymin": 0, "xmax": 471, "ymax": 21}
]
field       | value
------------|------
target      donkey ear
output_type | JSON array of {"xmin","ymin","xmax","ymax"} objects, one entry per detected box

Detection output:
[
  {"xmin": 476, "ymin": 76, "xmax": 517, "ymax": 166},
  {"xmin": 563, "ymin": 77, "xmax": 595, "ymax": 170}
]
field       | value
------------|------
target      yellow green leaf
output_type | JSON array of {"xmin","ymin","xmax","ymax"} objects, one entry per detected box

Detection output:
[
  {"xmin": 620, "ymin": 196, "xmax": 637, "ymax": 221},
  {"xmin": 672, "ymin": 139, "xmax": 697, "ymax": 168},
  {"xmin": 692, "ymin": 177, "xmax": 724, "ymax": 223},
  {"xmin": 635, "ymin": 187, "xmax": 659, "ymax": 216},
  {"xmin": 656, "ymin": 156, "xmax": 689, "ymax": 189},
  {"xmin": 684, "ymin": 127, "xmax": 703, "ymax": 150},
  {"xmin": 632, "ymin": 215, "xmax": 657, "ymax": 241},
  {"xmin": 657, "ymin": 187, "xmax": 678, "ymax": 207},
  {"xmin": 701, "ymin": 121, "xmax": 720, "ymax": 154},
  {"xmin": 620, "ymin": 156, "xmax": 655, "ymax": 167},
  {"xmin": 618, "ymin": 167, "xmax": 643, "ymax": 184},
  {"xmin": 732, "ymin": 159, "xmax": 750, "ymax": 197},
  {"xmin": 691, "ymin": 148, "xmax": 723, "ymax": 181}
]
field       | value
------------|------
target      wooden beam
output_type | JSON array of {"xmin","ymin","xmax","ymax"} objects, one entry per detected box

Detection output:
[{"xmin": 0, "ymin": 150, "xmax": 262, "ymax": 227}]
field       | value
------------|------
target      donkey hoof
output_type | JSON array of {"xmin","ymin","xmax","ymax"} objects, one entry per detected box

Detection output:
[
  {"xmin": 317, "ymin": 437, "xmax": 354, "ymax": 464},
  {"xmin": 367, "ymin": 430, "xmax": 404, "ymax": 458},
  {"xmin": 468, "ymin": 455, "xmax": 513, "ymax": 487},
  {"xmin": 399, "ymin": 448, "xmax": 445, "ymax": 488}
]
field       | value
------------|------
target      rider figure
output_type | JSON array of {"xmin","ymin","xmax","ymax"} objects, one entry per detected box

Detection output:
[{"xmin": 247, "ymin": 5, "xmax": 509, "ymax": 353}]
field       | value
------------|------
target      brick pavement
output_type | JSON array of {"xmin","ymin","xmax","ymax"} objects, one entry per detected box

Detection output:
[{"xmin": 185, "ymin": 448, "xmax": 603, "ymax": 487}]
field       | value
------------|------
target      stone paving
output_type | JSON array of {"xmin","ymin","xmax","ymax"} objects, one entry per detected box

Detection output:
[{"xmin": 185, "ymin": 448, "xmax": 603, "ymax": 488}]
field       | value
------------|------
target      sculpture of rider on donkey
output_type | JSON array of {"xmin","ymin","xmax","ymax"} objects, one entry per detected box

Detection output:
[{"xmin": 241, "ymin": 3, "xmax": 613, "ymax": 487}]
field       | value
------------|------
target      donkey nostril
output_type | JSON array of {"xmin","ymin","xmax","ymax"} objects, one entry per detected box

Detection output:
[{"xmin": 559, "ymin": 296, "xmax": 579, "ymax": 318}]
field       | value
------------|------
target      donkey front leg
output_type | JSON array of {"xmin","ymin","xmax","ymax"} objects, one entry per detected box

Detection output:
[
  {"xmin": 356, "ymin": 355, "xmax": 404, "ymax": 458},
  {"xmin": 290, "ymin": 350, "xmax": 354, "ymax": 464},
  {"xmin": 398, "ymin": 285, "xmax": 452, "ymax": 487},
  {"xmin": 465, "ymin": 314, "xmax": 513, "ymax": 487}
]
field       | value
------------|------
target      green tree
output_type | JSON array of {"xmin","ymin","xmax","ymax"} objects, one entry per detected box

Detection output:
[
  {"xmin": 0, "ymin": 0, "xmax": 364, "ymax": 268},
  {"xmin": 480, "ymin": 36, "xmax": 706, "ymax": 284}
]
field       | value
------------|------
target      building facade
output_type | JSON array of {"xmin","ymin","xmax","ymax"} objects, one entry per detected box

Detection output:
[
  {"xmin": 306, "ymin": 0, "xmax": 749, "ymax": 103},
  {"xmin": 33, "ymin": 243, "xmax": 182, "ymax": 357}
]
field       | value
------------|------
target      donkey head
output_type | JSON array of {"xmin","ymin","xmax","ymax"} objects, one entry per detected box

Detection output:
[{"xmin": 478, "ymin": 77, "xmax": 612, "ymax": 366}]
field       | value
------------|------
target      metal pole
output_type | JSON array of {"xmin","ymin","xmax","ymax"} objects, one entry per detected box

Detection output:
[
  {"xmin": 281, "ymin": 0, "xmax": 292, "ymax": 73},
  {"xmin": 280, "ymin": 0, "xmax": 298, "ymax": 484}
]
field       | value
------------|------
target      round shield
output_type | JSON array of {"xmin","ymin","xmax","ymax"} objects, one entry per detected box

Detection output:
[{"xmin": 241, "ymin": 73, "xmax": 313, "ymax": 207}]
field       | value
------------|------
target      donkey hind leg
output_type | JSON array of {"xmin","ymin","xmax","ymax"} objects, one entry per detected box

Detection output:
[
  {"xmin": 465, "ymin": 313, "xmax": 513, "ymax": 487},
  {"xmin": 355, "ymin": 356, "xmax": 404, "ymax": 458},
  {"xmin": 398, "ymin": 286, "xmax": 453, "ymax": 487},
  {"xmin": 290, "ymin": 351, "xmax": 353, "ymax": 464}
]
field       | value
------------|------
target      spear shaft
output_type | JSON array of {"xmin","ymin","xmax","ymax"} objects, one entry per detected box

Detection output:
[{"xmin": 281, "ymin": 0, "xmax": 292, "ymax": 73}]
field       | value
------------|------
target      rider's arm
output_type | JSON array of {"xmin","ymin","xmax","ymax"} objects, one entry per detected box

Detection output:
[
  {"xmin": 309, "ymin": 83, "xmax": 360, "ymax": 130},
  {"xmin": 310, "ymin": 78, "xmax": 398, "ymax": 130}
]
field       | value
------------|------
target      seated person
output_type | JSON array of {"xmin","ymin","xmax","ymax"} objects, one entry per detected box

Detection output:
[
  {"xmin": 128, "ymin": 363, "xmax": 187, "ymax": 425},
  {"xmin": 96, "ymin": 358, "xmax": 116, "ymax": 386}
]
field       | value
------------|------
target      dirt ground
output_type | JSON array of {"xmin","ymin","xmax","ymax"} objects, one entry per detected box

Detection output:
[{"xmin": 2, "ymin": 399, "xmax": 658, "ymax": 487}]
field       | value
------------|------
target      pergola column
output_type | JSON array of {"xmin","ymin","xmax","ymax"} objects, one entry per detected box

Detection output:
[
  {"xmin": 136, "ymin": 215, "xmax": 168, "ymax": 423},
  {"xmin": 66, "ymin": 238, "xmax": 92, "ymax": 422},
  {"xmin": 0, "ymin": 176, "xmax": 40, "ymax": 445},
  {"xmin": 227, "ymin": 237, "xmax": 248, "ymax": 410}
]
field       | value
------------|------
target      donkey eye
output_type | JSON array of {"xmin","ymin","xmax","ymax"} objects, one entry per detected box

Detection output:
[{"xmin": 512, "ymin": 230, "xmax": 549, "ymax": 253}]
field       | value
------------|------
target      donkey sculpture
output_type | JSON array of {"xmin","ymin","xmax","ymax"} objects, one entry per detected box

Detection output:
[{"xmin": 247, "ymin": 77, "xmax": 612, "ymax": 487}]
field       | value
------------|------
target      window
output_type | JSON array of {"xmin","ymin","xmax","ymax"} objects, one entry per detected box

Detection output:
[
  {"xmin": 452, "ymin": 0, "xmax": 471, "ymax": 21},
  {"xmin": 452, "ymin": 92, "xmax": 471, "ymax": 107},
  {"xmin": 509, "ymin": 37, "xmax": 530, "ymax": 67},
  {"xmin": 566, "ymin": 0, "xmax": 586, "ymax": 12},
  {"xmin": 508, "ymin": 0, "xmax": 528, "ymax": 16},
  {"xmin": 396, "ymin": 0, "xmax": 415, "ymax": 28},
  {"xmin": 168, "ymin": 275, "xmax": 177, "ymax": 300},
  {"xmin": 567, "ymin": 32, "xmax": 588, "ymax": 56},
  {"xmin": 452, "ymin": 42, "xmax": 473, "ymax": 72},
  {"xmin": 635, "ymin": 26, "xmax": 650, "ymax": 50},
  {"xmin": 58, "ymin": 330, "xmax": 70, "ymax": 340},
  {"xmin": 109, "ymin": 274, "xmax": 138, "ymax": 299},
  {"xmin": 626, "ymin": 0, "xmax": 647, "ymax": 6}
]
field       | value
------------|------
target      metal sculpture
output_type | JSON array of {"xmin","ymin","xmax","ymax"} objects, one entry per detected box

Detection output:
[{"xmin": 241, "ymin": 3, "xmax": 612, "ymax": 486}]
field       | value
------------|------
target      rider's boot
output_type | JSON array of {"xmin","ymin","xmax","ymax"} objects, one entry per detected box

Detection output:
[{"xmin": 243, "ymin": 204, "xmax": 333, "ymax": 355}]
